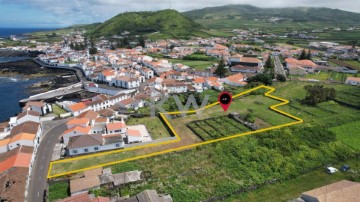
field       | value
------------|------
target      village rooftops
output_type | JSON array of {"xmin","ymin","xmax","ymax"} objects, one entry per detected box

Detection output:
[
  {"xmin": 106, "ymin": 122, "xmax": 127, "ymax": 131},
  {"xmin": 0, "ymin": 146, "xmax": 33, "ymax": 173},
  {"xmin": 102, "ymin": 134, "xmax": 123, "ymax": 145},
  {"xmin": 115, "ymin": 76, "xmax": 138, "ymax": 82},
  {"xmin": 69, "ymin": 102, "xmax": 88, "ymax": 112},
  {"xmin": 16, "ymin": 110, "xmax": 40, "ymax": 120},
  {"xmin": 9, "ymin": 121, "xmax": 40, "ymax": 138},
  {"xmin": 0, "ymin": 167, "xmax": 29, "ymax": 202},
  {"xmin": 77, "ymin": 110, "xmax": 99, "ymax": 120},
  {"xmin": 67, "ymin": 118, "xmax": 90, "ymax": 126},
  {"xmin": 22, "ymin": 101, "xmax": 46, "ymax": 111},
  {"xmin": 67, "ymin": 134, "xmax": 103, "ymax": 150},
  {"xmin": 63, "ymin": 126, "xmax": 91, "ymax": 136}
]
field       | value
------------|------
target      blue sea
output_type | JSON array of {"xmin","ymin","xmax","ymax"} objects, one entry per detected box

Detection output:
[
  {"xmin": 0, "ymin": 27, "xmax": 56, "ymax": 38},
  {"xmin": 0, "ymin": 76, "xmax": 50, "ymax": 122}
]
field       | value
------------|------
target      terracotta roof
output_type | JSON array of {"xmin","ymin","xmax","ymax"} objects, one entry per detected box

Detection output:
[
  {"xmin": 302, "ymin": 180, "xmax": 360, "ymax": 202},
  {"xmin": 346, "ymin": 77, "xmax": 360, "ymax": 82},
  {"xmin": 10, "ymin": 121, "xmax": 40, "ymax": 138},
  {"xmin": 127, "ymin": 129, "xmax": 141, "ymax": 137},
  {"xmin": 24, "ymin": 101, "xmax": 46, "ymax": 108},
  {"xmin": 0, "ymin": 167, "xmax": 29, "ymax": 202},
  {"xmin": 0, "ymin": 139, "xmax": 10, "ymax": 147},
  {"xmin": 69, "ymin": 102, "xmax": 88, "ymax": 112},
  {"xmin": 57, "ymin": 193, "xmax": 92, "ymax": 202},
  {"xmin": 193, "ymin": 77, "xmax": 206, "ymax": 83},
  {"xmin": 119, "ymin": 98, "xmax": 136, "ymax": 106},
  {"xmin": 16, "ymin": 110, "xmax": 40, "ymax": 120},
  {"xmin": 9, "ymin": 133, "xmax": 35, "ymax": 144},
  {"xmin": 97, "ymin": 109, "xmax": 116, "ymax": 118},
  {"xmin": 77, "ymin": 110, "xmax": 99, "ymax": 120},
  {"xmin": 101, "ymin": 69, "xmax": 116, "ymax": 77},
  {"xmin": 0, "ymin": 146, "xmax": 33, "ymax": 173},
  {"xmin": 226, "ymin": 73, "xmax": 246, "ymax": 84},
  {"xmin": 240, "ymin": 57, "xmax": 261, "ymax": 63},
  {"xmin": 106, "ymin": 122, "xmax": 127, "ymax": 131},
  {"xmin": 63, "ymin": 126, "xmax": 91, "ymax": 135},
  {"xmin": 67, "ymin": 134, "xmax": 103, "ymax": 150},
  {"xmin": 84, "ymin": 168, "xmax": 103, "ymax": 178},
  {"xmin": 92, "ymin": 196, "xmax": 110, "ymax": 202},
  {"xmin": 67, "ymin": 118, "xmax": 90, "ymax": 126},
  {"xmin": 94, "ymin": 117, "xmax": 108, "ymax": 123},
  {"xmin": 70, "ymin": 176, "xmax": 101, "ymax": 194},
  {"xmin": 115, "ymin": 76, "xmax": 138, "ymax": 82}
]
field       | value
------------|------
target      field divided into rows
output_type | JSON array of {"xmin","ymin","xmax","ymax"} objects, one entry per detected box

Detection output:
[{"xmin": 187, "ymin": 116, "xmax": 250, "ymax": 141}]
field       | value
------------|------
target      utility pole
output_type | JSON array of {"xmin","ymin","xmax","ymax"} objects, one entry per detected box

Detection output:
[{"xmin": 169, "ymin": 0, "xmax": 172, "ymax": 9}]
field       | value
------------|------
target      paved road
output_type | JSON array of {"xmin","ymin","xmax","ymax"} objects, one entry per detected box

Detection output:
[
  {"xmin": 27, "ymin": 119, "xmax": 68, "ymax": 202},
  {"xmin": 274, "ymin": 56, "xmax": 287, "ymax": 78}
]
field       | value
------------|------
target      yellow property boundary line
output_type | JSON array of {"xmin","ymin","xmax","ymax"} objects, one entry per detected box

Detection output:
[{"xmin": 47, "ymin": 85, "xmax": 303, "ymax": 178}]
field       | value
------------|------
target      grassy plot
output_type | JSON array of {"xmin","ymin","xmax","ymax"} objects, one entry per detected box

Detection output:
[
  {"xmin": 52, "ymin": 104, "xmax": 67, "ymax": 116},
  {"xmin": 330, "ymin": 121, "xmax": 360, "ymax": 151},
  {"xmin": 168, "ymin": 59, "xmax": 216, "ymax": 70},
  {"xmin": 48, "ymin": 182, "xmax": 69, "ymax": 202},
  {"xmin": 126, "ymin": 116, "xmax": 172, "ymax": 140}
]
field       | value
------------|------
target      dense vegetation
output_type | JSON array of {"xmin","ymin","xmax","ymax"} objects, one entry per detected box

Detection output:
[
  {"xmin": 302, "ymin": 85, "xmax": 337, "ymax": 105},
  {"xmin": 88, "ymin": 9, "xmax": 201, "ymax": 38},
  {"xmin": 184, "ymin": 5, "xmax": 360, "ymax": 28},
  {"xmin": 48, "ymin": 182, "xmax": 69, "ymax": 202}
]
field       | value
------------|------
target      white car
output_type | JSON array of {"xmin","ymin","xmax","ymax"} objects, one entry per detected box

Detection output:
[{"xmin": 326, "ymin": 167, "xmax": 338, "ymax": 174}]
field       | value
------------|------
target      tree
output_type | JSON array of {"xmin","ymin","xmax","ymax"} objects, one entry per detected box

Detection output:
[
  {"xmin": 214, "ymin": 57, "xmax": 227, "ymax": 78},
  {"xmin": 276, "ymin": 74, "xmax": 286, "ymax": 82},
  {"xmin": 302, "ymin": 85, "xmax": 336, "ymax": 105},
  {"xmin": 264, "ymin": 56, "xmax": 275, "ymax": 79},
  {"xmin": 298, "ymin": 49, "xmax": 307, "ymax": 60},
  {"xmin": 306, "ymin": 49, "xmax": 312, "ymax": 60},
  {"xmin": 89, "ymin": 38, "xmax": 98, "ymax": 55},
  {"xmin": 69, "ymin": 42, "xmax": 74, "ymax": 50},
  {"xmin": 247, "ymin": 73, "xmax": 273, "ymax": 85},
  {"xmin": 138, "ymin": 36, "xmax": 146, "ymax": 48}
]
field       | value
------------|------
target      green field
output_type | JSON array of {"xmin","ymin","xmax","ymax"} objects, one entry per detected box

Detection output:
[
  {"xmin": 52, "ymin": 104, "xmax": 67, "ymax": 116},
  {"xmin": 330, "ymin": 121, "xmax": 360, "ymax": 151},
  {"xmin": 126, "ymin": 116, "xmax": 172, "ymax": 139},
  {"xmin": 168, "ymin": 59, "xmax": 216, "ymax": 70},
  {"xmin": 49, "ymin": 82, "xmax": 360, "ymax": 201},
  {"xmin": 48, "ymin": 182, "xmax": 69, "ymax": 202}
]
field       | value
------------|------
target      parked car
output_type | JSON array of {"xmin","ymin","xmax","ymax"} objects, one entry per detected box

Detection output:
[
  {"xmin": 341, "ymin": 164, "xmax": 350, "ymax": 172},
  {"xmin": 326, "ymin": 167, "xmax": 338, "ymax": 174}
]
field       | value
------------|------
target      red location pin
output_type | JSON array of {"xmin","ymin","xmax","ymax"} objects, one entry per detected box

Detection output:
[{"xmin": 218, "ymin": 92, "xmax": 232, "ymax": 112}]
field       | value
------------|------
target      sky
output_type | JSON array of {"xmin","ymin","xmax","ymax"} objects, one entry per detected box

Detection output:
[{"xmin": 0, "ymin": 0, "xmax": 359, "ymax": 28}]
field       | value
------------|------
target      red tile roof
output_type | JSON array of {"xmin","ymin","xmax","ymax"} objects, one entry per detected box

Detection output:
[{"xmin": 106, "ymin": 122, "xmax": 126, "ymax": 131}]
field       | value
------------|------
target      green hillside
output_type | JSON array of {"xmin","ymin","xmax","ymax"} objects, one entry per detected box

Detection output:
[
  {"xmin": 88, "ymin": 9, "xmax": 202, "ymax": 38},
  {"xmin": 184, "ymin": 5, "xmax": 360, "ymax": 31}
]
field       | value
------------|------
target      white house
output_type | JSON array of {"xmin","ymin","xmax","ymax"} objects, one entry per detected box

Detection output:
[
  {"xmin": 66, "ymin": 118, "xmax": 90, "ymax": 129},
  {"xmin": 67, "ymin": 134, "xmax": 124, "ymax": 156},
  {"xmin": 110, "ymin": 76, "xmax": 140, "ymax": 89},
  {"xmin": 106, "ymin": 120, "xmax": 127, "ymax": 135},
  {"xmin": 164, "ymin": 83, "xmax": 188, "ymax": 93},
  {"xmin": 345, "ymin": 77, "xmax": 360, "ymax": 86},
  {"xmin": 23, "ymin": 101, "xmax": 53, "ymax": 116},
  {"xmin": 68, "ymin": 102, "xmax": 89, "ymax": 117},
  {"xmin": 16, "ymin": 111, "xmax": 40, "ymax": 125},
  {"xmin": 118, "ymin": 98, "xmax": 144, "ymax": 110},
  {"xmin": 222, "ymin": 73, "xmax": 247, "ymax": 87},
  {"xmin": 98, "ymin": 69, "xmax": 117, "ymax": 83},
  {"xmin": 62, "ymin": 126, "xmax": 91, "ymax": 145}
]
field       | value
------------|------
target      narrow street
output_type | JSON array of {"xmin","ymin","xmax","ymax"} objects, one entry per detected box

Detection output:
[
  {"xmin": 27, "ymin": 119, "xmax": 68, "ymax": 202},
  {"xmin": 274, "ymin": 56, "xmax": 287, "ymax": 77}
]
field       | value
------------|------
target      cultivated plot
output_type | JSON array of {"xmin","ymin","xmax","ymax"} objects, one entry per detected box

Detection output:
[{"xmin": 48, "ymin": 85, "xmax": 303, "ymax": 178}]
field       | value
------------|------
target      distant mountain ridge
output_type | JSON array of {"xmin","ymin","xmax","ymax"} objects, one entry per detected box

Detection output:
[
  {"xmin": 183, "ymin": 4, "xmax": 360, "ymax": 27},
  {"xmin": 87, "ymin": 9, "xmax": 201, "ymax": 38}
]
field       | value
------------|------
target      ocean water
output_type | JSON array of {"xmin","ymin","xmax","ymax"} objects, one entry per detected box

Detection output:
[
  {"xmin": 0, "ymin": 57, "xmax": 32, "ymax": 63},
  {"xmin": 0, "ymin": 76, "xmax": 49, "ymax": 122},
  {"xmin": 0, "ymin": 27, "xmax": 56, "ymax": 38}
]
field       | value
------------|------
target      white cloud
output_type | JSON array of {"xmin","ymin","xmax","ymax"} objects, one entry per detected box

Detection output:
[{"xmin": 0, "ymin": 0, "xmax": 359, "ymax": 26}]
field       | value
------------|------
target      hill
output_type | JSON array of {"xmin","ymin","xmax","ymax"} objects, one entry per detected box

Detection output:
[
  {"xmin": 184, "ymin": 5, "xmax": 360, "ymax": 31},
  {"xmin": 88, "ymin": 9, "xmax": 201, "ymax": 38}
]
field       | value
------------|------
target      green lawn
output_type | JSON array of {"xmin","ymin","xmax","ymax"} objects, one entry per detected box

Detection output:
[
  {"xmin": 330, "ymin": 121, "xmax": 360, "ymax": 151},
  {"xmin": 48, "ymin": 182, "xmax": 69, "ymax": 201},
  {"xmin": 168, "ymin": 59, "xmax": 216, "ymax": 70},
  {"xmin": 52, "ymin": 104, "xmax": 67, "ymax": 116},
  {"xmin": 127, "ymin": 116, "xmax": 172, "ymax": 139}
]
